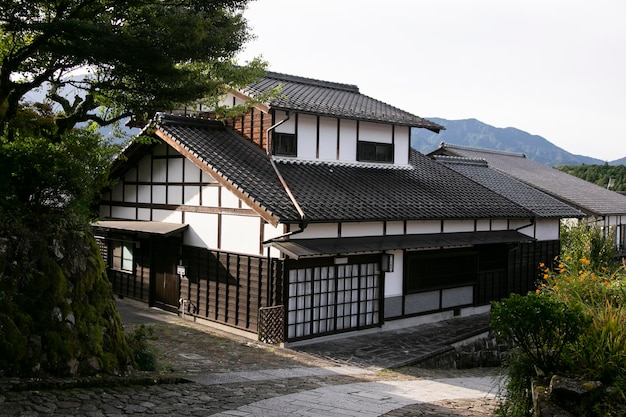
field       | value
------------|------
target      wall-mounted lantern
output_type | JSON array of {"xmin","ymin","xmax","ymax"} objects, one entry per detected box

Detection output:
[{"xmin": 381, "ymin": 253, "xmax": 394, "ymax": 272}]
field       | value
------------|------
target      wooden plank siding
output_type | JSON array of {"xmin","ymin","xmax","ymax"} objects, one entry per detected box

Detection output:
[
  {"xmin": 179, "ymin": 246, "xmax": 283, "ymax": 334},
  {"xmin": 224, "ymin": 107, "xmax": 273, "ymax": 151}
]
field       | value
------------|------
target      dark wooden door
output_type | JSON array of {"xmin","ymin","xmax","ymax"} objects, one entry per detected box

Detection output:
[{"xmin": 152, "ymin": 239, "xmax": 180, "ymax": 313}]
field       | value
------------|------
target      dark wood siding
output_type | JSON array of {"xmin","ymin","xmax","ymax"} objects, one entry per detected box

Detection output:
[{"xmin": 179, "ymin": 246, "xmax": 283, "ymax": 334}]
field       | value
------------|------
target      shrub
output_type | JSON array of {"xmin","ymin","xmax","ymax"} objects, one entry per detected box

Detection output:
[
  {"xmin": 126, "ymin": 324, "xmax": 158, "ymax": 372},
  {"xmin": 491, "ymin": 292, "xmax": 590, "ymax": 375}
]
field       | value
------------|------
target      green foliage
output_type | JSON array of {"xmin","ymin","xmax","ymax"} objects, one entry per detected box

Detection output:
[
  {"xmin": 126, "ymin": 325, "xmax": 158, "ymax": 372},
  {"xmin": 559, "ymin": 222, "xmax": 617, "ymax": 272},
  {"xmin": 0, "ymin": 0, "xmax": 264, "ymax": 134},
  {"xmin": 495, "ymin": 349, "xmax": 536, "ymax": 417},
  {"xmin": 555, "ymin": 163, "xmax": 626, "ymax": 192},
  {"xmin": 491, "ymin": 293, "xmax": 590, "ymax": 375}
]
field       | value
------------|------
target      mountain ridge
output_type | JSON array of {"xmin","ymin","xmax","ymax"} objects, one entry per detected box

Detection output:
[{"xmin": 411, "ymin": 117, "xmax": 625, "ymax": 166}]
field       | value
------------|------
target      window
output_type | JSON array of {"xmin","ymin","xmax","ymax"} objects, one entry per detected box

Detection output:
[
  {"xmin": 357, "ymin": 141, "xmax": 393, "ymax": 163},
  {"xmin": 112, "ymin": 241, "xmax": 134, "ymax": 272},
  {"xmin": 404, "ymin": 249, "xmax": 477, "ymax": 293},
  {"xmin": 273, "ymin": 133, "xmax": 297, "ymax": 157}
]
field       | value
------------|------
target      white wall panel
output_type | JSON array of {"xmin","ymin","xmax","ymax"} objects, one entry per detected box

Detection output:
[
  {"xmin": 184, "ymin": 212, "xmax": 219, "ymax": 248},
  {"xmin": 201, "ymin": 186, "xmax": 219, "ymax": 207},
  {"xmin": 202, "ymin": 170, "xmax": 217, "ymax": 183},
  {"xmin": 137, "ymin": 208, "xmax": 150, "ymax": 221},
  {"xmin": 111, "ymin": 183, "xmax": 123, "ymax": 202},
  {"xmin": 385, "ymin": 221, "xmax": 404, "ymax": 235},
  {"xmin": 221, "ymin": 188, "xmax": 240, "ymax": 208},
  {"xmin": 138, "ymin": 156, "xmax": 151, "ymax": 182},
  {"xmin": 184, "ymin": 186, "xmax": 200, "ymax": 206},
  {"xmin": 263, "ymin": 222, "xmax": 286, "ymax": 257},
  {"xmin": 99, "ymin": 205, "xmax": 110, "ymax": 219},
  {"xmin": 274, "ymin": 110, "xmax": 295, "ymax": 134},
  {"xmin": 220, "ymin": 215, "xmax": 261, "ymax": 255},
  {"xmin": 297, "ymin": 113, "xmax": 317, "ymax": 159},
  {"xmin": 491, "ymin": 219, "xmax": 508, "ymax": 230},
  {"xmin": 184, "ymin": 159, "xmax": 200, "ymax": 182},
  {"xmin": 534, "ymin": 218, "xmax": 560, "ymax": 241},
  {"xmin": 475, "ymin": 220, "xmax": 491, "ymax": 231},
  {"xmin": 152, "ymin": 209, "xmax": 182, "ymax": 223},
  {"xmin": 442, "ymin": 286, "xmax": 473, "ymax": 309},
  {"xmin": 406, "ymin": 220, "xmax": 440, "ymax": 234},
  {"xmin": 153, "ymin": 143, "xmax": 167, "ymax": 156},
  {"xmin": 152, "ymin": 185, "xmax": 166, "ymax": 204},
  {"xmin": 339, "ymin": 119, "xmax": 357, "ymax": 162},
  {"xmin": 384, "ymin": 250, "xmax": 403, "ymax": 297},
  {"xmin": 443, "ymin": 220, "xmax": 475, "ymax": 233},
  {"xmin": 168, "ymin": 158, "xmax": 183, "ymax": 182},
  {"xmin": 125, "ymin": 167, "xmax": 137, "ymax": 181},
  {"xmin": 124, "ymin": 185, "xmax": 137, "ymax": 203},
  {"xmin": 359, "ymin": 122, "xmax": 392, "ymax": 144},
  {"xmin": 137, "ymin": 185, "xmax": 150, "ymax": 204},
  {"xmin": 111, "ymin": 206, "xmax": 135, "ymax": 219},
  {"xmin": 342, "ymin": 222, "xmax": 384, "ymax": 237},
  {"xmin": 394, "ymin": 126, "xmax": 409, "ymax": 165},
  {"xmin": 152, "ymin": 159, "xmax": 167, "ymax": 182},
  {"xmin": 318, "ymin": 117, "xmax": 338, "ymax": 161},
  {"xmin": 296, "ymin": 223, "xmax": 339, "ymax": 239},
  {"xmin": 167, "ymin": 185, "xmax": 183, "ymax": 205}
]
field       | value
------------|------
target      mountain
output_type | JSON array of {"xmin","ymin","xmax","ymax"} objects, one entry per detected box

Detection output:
[{"xmin": 412, "ymin": 118, "xmax": 609, "ymax": 166}]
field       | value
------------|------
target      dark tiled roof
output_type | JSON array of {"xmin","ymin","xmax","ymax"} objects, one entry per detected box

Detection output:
[
  {"xmin": 274, "ymin": 150, "xmax": 535, "ymax": 222},
  {"xmin": 155, "ymin": 114, "xmax": 301, "ymax": 223},
  {"xmin": 244, "ymin": 71, "xmax": 443, "ymax": 132},
  {"xmin": 431, "ymin": 143, "xmax": 626, "ymax": 217},
  {"xmin": 434, "ymin": 156, "xmax": 584, "ymax": 218}
]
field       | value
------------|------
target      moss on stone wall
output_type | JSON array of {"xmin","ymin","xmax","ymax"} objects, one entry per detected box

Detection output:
[{"xmin": 0, "ymin": 227, "xmax": 132, "ymax": 377}]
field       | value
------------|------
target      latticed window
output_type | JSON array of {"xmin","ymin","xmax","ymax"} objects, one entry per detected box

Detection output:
[
  {"xmin": 112, "ymin": 241, "xmax": 134, "ymax": 272},
  {"xmin": 357, "ymin": 141, "xmax": 393, "ymax": 163}
]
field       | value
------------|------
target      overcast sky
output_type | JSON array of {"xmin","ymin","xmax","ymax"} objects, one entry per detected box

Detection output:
[{"xmin": 237, "ymin": 0, "xmax": 626, "ymax": 161}]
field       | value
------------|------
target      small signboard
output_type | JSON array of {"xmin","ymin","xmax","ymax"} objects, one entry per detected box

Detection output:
[{"xmin": 176, "ymin": 265, "xmax": 186, "ymax": 276}]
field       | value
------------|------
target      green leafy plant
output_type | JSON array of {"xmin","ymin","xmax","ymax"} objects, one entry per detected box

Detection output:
[
  {"xmin": 491, "ymin": 292, "xmax": 590, "ymax": 375},
  {"xmin": 126, "ymin": 325, "xmax": 158, "ymax": 372}
]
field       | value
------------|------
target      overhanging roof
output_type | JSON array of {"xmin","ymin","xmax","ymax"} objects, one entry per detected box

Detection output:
[
  {"xmin": 93, "ymin": 220, "xmax": 188, "ymax": 237},
  {"xmin": 266, "ymin": 230, "xmax": 535, "ymax": 259}
]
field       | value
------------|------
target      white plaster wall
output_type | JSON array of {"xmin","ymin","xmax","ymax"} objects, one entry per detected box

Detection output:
[
  {"xmin": 406, "ymin": 220, "xmax": 440, "ymax": 234},
  {"xmin": 297, "ymin": 113, "xmax": 317, "ymax": 159},
  {"xmin": 491, "ymin": 219, "xmax": 508, "ymax": 231},
  {"xmin": 475, "ymin": 219, "xmax": 491, "ymax": 231},
  {"xmin": 137, "ymin": 185, "xmax": 150, "ymax": 204},
  {"xmin": 384, "ymin": 249, "xmax": 403, "ymax": 297},
  {"xmin": 221, "ymin": 188, "xmax": 240, "ymax": 209},
  {"xmin": 184, "ymin": 212, "xmax": 219, "ymax": 248},
  {"xmin": 202, "ymin": 186, "xmax": 219, "ymax": 207},
  {"xmin": 341, "ymin": 222, "xmax": 384, "ymax": 237},
  {"xmin": 137, "ymin": 208, "xmax": 151, "ymax": 221},
  {"xmin": 183, "ymin": 159, "xmax": 201, "ymax": 182},
  {"xmin": 295, "ymin": 223, "xmax": 339, "ymax": 239},
  {"xmin": 168, "ymin": 158, "xmax": 183, "ymax": 182},
  {"xmin": 152, "ymin": 209, "xmax": 182, "ymax": 223},
  {"xmin": 534, "ymin": 218, "xmax": 560, "ymax": 241},
  {"xmin": 318, "ymin": 116, "xmax": 338, "ymax": 161},
  {"xmin": 274, "ymin": 110, "xmax": 295, "ymax": 134},
  {"xmin": 152, "ymin": 143, "xmax": 168, "ymax": 156},
  {"xmin": 99, "ymin": 205, "xmax": 110, "ymax": 219},
  {"xmin": 111, "ymin": 206, "xmax": 135, "ymax": 219},
  {"xmin": 263, "ymin": 222, "xmax": 286, "ymax": 257},
  {"xmin": 184, "ymin": 186, "xmax": 200, "ymax": 206},
  {"xmin": 385, "ymin": 221, "xmax": 405, "ymax": 235},
  {"xmin": 152, "ymin": 159, "xmax": 166, "ymax": 182},
  {"xmin": 124, "ymin": 185, "xmax": 136, "ymax": 203},
  {"xmin": 138, "ymin": 156, "xmax": 151, "ymax": 182},
  {"xmin": 394, "ymin": 126, "xmax": 410, "ymax": 165},
  {"xmin": 339, "ymin": 119, "xmax": 357, "ymax": 162},
  {"xmin": 443, "ymin": 220, "xmax": 475, "ymax": 233},
  {"xmin": 359, "ymin": 122, "xmax": 392, "ymax": 144},
  {"xmin": 167, "ymin": 185, "xmax": 183, "ymax": 205},
  {"xmin": 220, "ymin": 215, "xmax": 262, "ymax": 255},
  {"xmin": 152, "ymin": 185, "xmax": 166, "ymax": 204},
  {"xmin": 111, "ymin": 183, "xmax": 123, "ymax": 202}
]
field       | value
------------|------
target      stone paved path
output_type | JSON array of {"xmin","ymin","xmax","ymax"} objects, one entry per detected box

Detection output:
[{"xmin": 0, "ymin": 298, "xmax": 502, "ymax": 416}]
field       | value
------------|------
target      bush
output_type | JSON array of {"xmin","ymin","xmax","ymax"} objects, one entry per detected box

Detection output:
[
  {"xmin": 126, "ymin": 324, "xmax": 158, "ymax": 372},
  {"xmin": 491, "ymin": 292, "xmax": 590, "ymax": 375}
]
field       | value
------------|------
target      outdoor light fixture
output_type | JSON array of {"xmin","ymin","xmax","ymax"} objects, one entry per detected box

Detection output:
[{"xmin": 381, "ymin": 253, "xmax": 394, "ymax": 272}]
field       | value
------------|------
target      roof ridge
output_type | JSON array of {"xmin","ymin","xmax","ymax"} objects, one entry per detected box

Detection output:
[
  {"xmin": 433, "ymin": 155, "xmax": 489, "ymax": 167},
  {"xmin": 264, "ymin": 71, "xmax": 360, "ymax": 94},
  {"xmin": 440, "ymin": 142, "xmax": 526, "ymax": 158},
  {"xmin": 273, "ymin": 157, "xmax": 413, "ymax": 170},
  {"xmin": 155, "ymin": 112, "xmax": 224, "ymax": 128}
]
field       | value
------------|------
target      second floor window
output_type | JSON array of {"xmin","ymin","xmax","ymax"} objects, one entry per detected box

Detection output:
[
  {"xmin": 112, "ymin": 241, "xmax": 134, "ymax": 272},
  {"xmin": 273, "ymin": 133, "xmax": 297, "ymax": 157},
  {"xmin": 357, "ymin": 141, "xmax": 393, "ymax": 163}
]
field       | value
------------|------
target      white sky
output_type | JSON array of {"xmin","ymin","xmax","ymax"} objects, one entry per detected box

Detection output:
[{"xmin": 237, "ymin": 0, "xmax": 626, "ymax": 161}]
